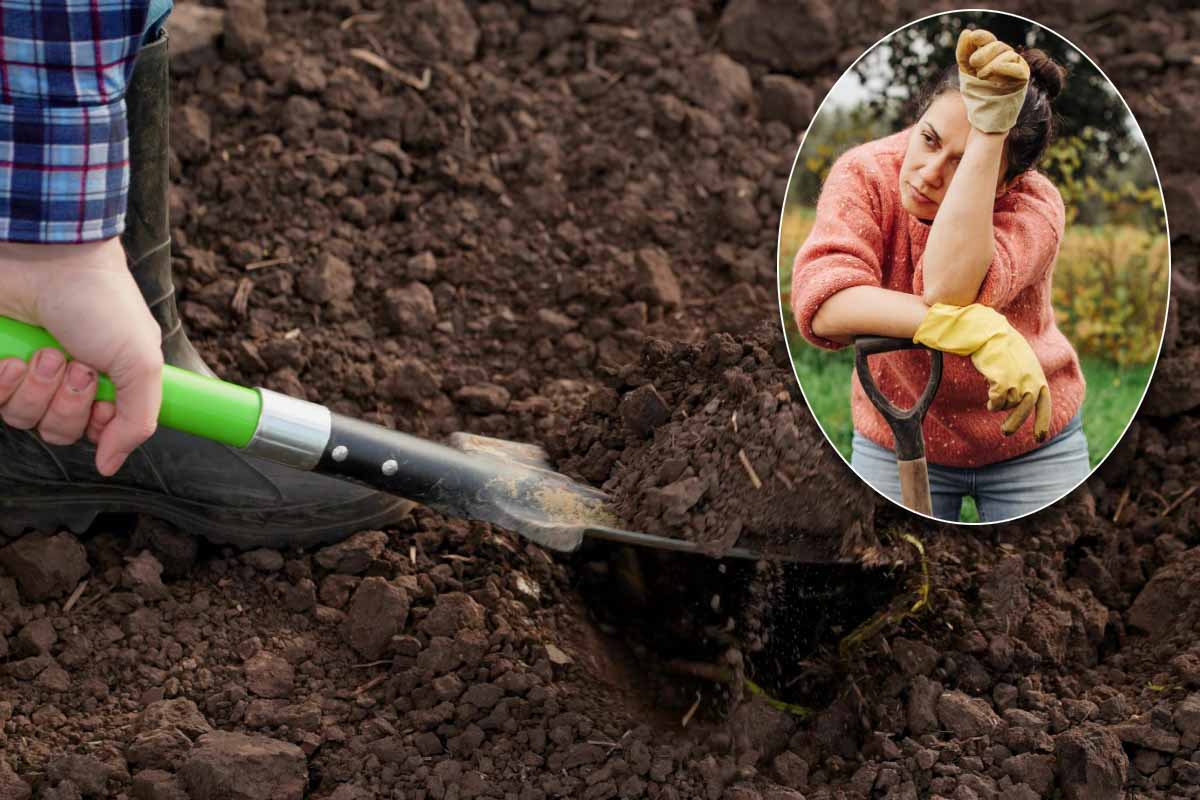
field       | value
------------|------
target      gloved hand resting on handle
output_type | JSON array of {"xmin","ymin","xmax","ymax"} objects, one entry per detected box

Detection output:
[
  {"xmin": 956, "ymin": 28, "xmax": 1031, "ymax": 133},
  {"xmin": 913, "ymin": 303, "xmax": 1052, "ymax": 442}
]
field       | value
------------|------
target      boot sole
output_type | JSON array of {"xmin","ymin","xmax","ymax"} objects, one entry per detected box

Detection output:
[{"xmin": 0, "ymin": 483, "xmax": 415, "ymax": 551}]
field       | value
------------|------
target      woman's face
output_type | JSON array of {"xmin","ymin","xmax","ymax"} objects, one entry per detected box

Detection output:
[{"xmin": 899, "ymin": 92, "xmax": 1008, "ymax": 220}]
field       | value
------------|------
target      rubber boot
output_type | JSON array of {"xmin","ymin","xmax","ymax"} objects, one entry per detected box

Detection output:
[
  {"xmin": 124, "ymin": 30, "xmax": 212, "ymax": 376},
  {"xmin": 0, "ymin": 33, "xmax": 414, "ymax": 549}
]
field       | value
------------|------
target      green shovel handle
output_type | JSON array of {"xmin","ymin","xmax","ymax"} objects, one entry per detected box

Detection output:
[{"xmin": 0, "ymin": 316, "xmax": 262, "ymax": 448}]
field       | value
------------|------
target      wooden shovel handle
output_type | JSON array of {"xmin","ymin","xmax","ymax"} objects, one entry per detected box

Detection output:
[{"xmin": 898, "ymin": 457, "xmax": 933, "ymax": 516}]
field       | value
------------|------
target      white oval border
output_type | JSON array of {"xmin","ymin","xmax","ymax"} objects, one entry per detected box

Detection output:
[{"xmin": 774, "ymin": 7, "xmax": 1173, "ymax": 526}]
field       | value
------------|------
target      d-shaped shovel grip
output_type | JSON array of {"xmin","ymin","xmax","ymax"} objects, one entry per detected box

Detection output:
[{"xmin": 853, "ymin": 337, "xmax": 943, "ymax": 462}]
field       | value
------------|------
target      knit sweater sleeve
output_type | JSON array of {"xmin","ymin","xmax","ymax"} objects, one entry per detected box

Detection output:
[
  {"xmin": 972, "ymin": 172, "xmax": 1066, "ymax": 308},
  {"xmin": 789, "ymin": 150, "xmax": 886, "ymax": 351}
]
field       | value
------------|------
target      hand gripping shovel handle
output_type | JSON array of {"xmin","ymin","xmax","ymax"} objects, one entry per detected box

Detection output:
[
  {"xmin": 0, "ymin": 316, "xmax": 595, "ymax": 548},
  {"xmin": 853, "ymin": 337, "xmax": 943, "ymax": 516}
]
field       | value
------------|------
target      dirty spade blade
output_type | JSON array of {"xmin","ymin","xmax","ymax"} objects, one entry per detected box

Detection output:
[{"xmin": 446, "ymin": 433, "xmax": 770, "ymax": 560}]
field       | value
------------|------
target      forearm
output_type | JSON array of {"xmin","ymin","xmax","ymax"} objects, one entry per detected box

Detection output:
[
  {"xmin": 810, "ymin": 286, "xmax": 931, "ymax": 345},
  {"xmin": 921, "ymin": 128, "xmax": 1007, "ymax": 306}
]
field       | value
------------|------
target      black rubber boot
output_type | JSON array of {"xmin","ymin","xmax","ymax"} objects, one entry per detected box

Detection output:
[{"xmin": 0, "ymin": 33, "xmax": 414, "ymax": 549}]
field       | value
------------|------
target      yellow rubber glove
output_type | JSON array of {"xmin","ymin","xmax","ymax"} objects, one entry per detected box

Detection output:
[
  {"xmin": 913, "ymin": 303, "xmax": 1052, "ymax": 441},
  {"xmin": 956, "ymin": 28, "xmax": 1030, "ymax": 133}
]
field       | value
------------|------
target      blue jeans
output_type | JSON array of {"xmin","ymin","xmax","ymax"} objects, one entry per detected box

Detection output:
[{"xmin": 850, "ymin": 412, "xmax": 1090, "ymax": 522}]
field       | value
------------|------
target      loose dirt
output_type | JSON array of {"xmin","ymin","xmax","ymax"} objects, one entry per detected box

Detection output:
[{"xmin": 1, "ymin": 1, "xmax": 1199, "ymax": 799}]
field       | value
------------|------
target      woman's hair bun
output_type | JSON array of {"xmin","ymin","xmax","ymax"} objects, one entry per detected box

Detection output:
[{"xmin": 1021, "ymin": 48, "xmax": 1066, "ymax": 100}]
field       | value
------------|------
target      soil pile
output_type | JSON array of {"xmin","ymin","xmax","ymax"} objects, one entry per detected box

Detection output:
[
  {"xmin": 541, "ymin": 326, "xmax": 879, "ymax": 560},
  {"xmin": 1, "ymin": 1, "xmax": 1199, "ymax": 799}
]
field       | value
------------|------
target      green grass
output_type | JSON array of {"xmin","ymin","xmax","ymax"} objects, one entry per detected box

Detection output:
[{"xmin": 1077, "ymin": 356, "xmax": 1154, "ymax": 467}]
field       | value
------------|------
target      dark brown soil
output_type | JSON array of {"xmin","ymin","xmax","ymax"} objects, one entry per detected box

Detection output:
[
  {"xmin": 2, "ymin": 1, "xmax": 1199, "ymax": 799},
  {"xmin": 545, "ymin": 326, "xmax": 879, "ymax": 560}
]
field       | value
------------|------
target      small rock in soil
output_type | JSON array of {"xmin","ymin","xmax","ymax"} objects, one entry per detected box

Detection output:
[
  {"xmin": 1126, "ymin": 550, "xmax": 1198, "ymax": 637},
  {"xmin": 1111, "ymin": 717, "xmax": 1181, "ymax": 753},
  {"xmin": 382, "ymin": 356, "xmax": 442, "ymax": 402},
  {"xmin": 419, "ymin": 592, "xmax": 487, "ymax": 638},
  {"xmin": 685, "ymin": 53, "xmax": 753, "ymax": 113},
  {"xmin": 298, "ymin": 253, "xmax": 355, "ymax": 304},
  {"xmin": 718, "ymin": 0, "xmax": 839, "ymax": 72},
  {"xmin": 1055, "ymin": 724, "xmax": 1128, "ymax": 800},
  {"xmin": 313, "ymin": 530, "xmax": 387, "ymax": 574},
  {"xmin": 759, "ymin": 74, "xmax": 814, "ymax": 130},
  {"xmin": 15, "ymin": 618, "xmax": 57, "ymax": 657},
  {"xmin": 244, "ymin": 651, "xmax": 296, "ymax": 699},
  {"xmin": 240, "ymin": 549, "xmax": 284, "ymax": 572},
  {"xmin": 171, "ymin": 104, "xmax": 211, "ymax": 162},
  {"xmin": 907, "ymin": 675, "xmax": 943, "ymax": 735},
  {"xmin": 892, "ymin": 637, "xmax": 939, "ymax": 676},
  {"xmin": 46, "ymin": 754, "xmax": 115, "ymax": 796},
  {"xmin": 456, "ymin": 383, "xmax": 511, "ymax": 414},
  {"xmin": 1174, "ymin": 693, "xmax": 1200, "ymax": 740},
  {"xmin": 122, "ymin": 550, "xmax": 169, "ymax": 601},
  {"xmin": 407, "ymin": 251, "xmax": 438, "ymax": 282},
  {"xmin": 137, "ymin": 699, "xmax": 214, "ymax": 740},
  {"xmin": 0, "ymin": 758, "xmax": 31, "ymax": 800},
  {"xmin": 619, "ymin": 384, "xmax": 671, "ymax": 437},
  {"xmin": 1140, "ymin": 347, "xmax": 1200, "ymax": 417},
  {"xmin": 410, "ymin": 0, "xmax": 479, "ymax": 64},
  {"xmin": 631, "ymin": 247, "xmax": 682, "ymax": 309},
  {"xmin": 131, "ymin": 769, "xmax": 187, "ymax": 800},
  {"xmin": 383, "ymin": 282, "xmax": 438, "ymax": 333},
  {"xmin": 1002, "ymin": 753, "xmax": 1055, "ymax": 795},
  {"xmin": 0, "ymin": 532, "xmax": 89, "ymax": 601},
  {"xmin": 343, "ymin": 577, "xmax": 410, "ymax": 659},
  {"xmin": 647, "ymin": 476, "xmax": 706, "ymax": 515},
  {"xmin": 166, "ymin": 5, "xmax": 224, "ymax": 60},
  {"xmin": 223, "ymin": 0, "xmax": 269, "ymax": 58},
  {"xmin": 130, "ymin": 520, "xmax": 197, "ymax": 580},
  {"xmin": 179, "ymin": 731, "xmax": 307, "ymax": 800},
  {"xmin": 128, "ymin": 728, "xmax": 194, "ymax": 770},
  {"xmin": 936, "ymin": 691, "xmax": 1003, "ymax": 739}
]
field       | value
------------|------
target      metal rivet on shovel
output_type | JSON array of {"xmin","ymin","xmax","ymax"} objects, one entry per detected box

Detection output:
[
  {"xmin": 331, "ymin": 445, "xmax": 349, "ymax": 462},
  {"xmin": 854, "ymin": 337, "xmax": 943, "ymax": 517},
  {"xmin": 382, "ymin": 459, "xmax": 398, "ymax": 476}
]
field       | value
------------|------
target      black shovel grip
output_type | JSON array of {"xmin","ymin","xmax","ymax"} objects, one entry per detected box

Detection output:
[
  {"xmin": 854, "ymin": 337, "xmax": 943, "ymax": 461},
  {"xmin": 317, "ymin": 414, "xmax": 499, "ymax": 516}
]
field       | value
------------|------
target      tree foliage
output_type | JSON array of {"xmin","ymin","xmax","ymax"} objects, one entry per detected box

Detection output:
[{"xmin": 851, "ymin": 11, "xmax": 1135, "ymax": 166}]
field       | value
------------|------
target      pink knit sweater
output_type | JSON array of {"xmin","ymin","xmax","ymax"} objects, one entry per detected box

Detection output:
[{"xmin": 790, "ymin": 129, "xmax": 1085, "ymax": 468}]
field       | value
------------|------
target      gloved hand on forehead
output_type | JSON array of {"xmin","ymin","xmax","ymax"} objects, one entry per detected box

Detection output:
[
  {"xmin": 955, "ymin": 28, "xmax": 1031, "ymax": 133},
  {"xmin": 913, "ymin": 303, "xmax": 1052, "ymax": 442}
]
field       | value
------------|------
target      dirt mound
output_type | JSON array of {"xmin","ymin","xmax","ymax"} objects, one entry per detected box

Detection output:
[
  {"xmin": 1, "ymin": 1, "xmax": 1198, "ymax": 799},
  {"xmin": 543, "ymin": 326, "xmax": 879, "ymax": 560}
]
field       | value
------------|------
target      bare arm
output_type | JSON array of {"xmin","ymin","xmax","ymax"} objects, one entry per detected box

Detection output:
[
  {"xmin": 921, "ymin": 127, "xmax": 1007, "ymax": 306},
  {"xmin": 810, "ymin": 285, "xmax": 932, "ymax": 345}
]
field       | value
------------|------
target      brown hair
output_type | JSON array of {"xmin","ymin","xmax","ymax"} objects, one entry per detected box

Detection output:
[{"xmin": 913, "ymin": 47, "xmax": 1067, "ymax": 183}]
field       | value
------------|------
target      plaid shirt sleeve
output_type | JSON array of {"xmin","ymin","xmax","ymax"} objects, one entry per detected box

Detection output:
[{"xmin": 0, "ymin": 1, "xmax": 150, "ymax": 244}]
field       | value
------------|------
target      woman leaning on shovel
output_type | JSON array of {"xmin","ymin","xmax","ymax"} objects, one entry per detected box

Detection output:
[{"xmin": 790, "ymin": 28, "xmax": 1089, "ymax": 522}]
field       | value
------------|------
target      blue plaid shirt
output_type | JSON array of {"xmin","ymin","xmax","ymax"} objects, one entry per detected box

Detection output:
[{"xmin": 0, "ymin": 0, "xmax": 166, "ymax": 244}]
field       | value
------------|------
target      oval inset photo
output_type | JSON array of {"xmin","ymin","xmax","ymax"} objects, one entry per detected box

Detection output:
[{"xmin": 778, "ymin": 9, "xmax": 1169, "ymax": 524}]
